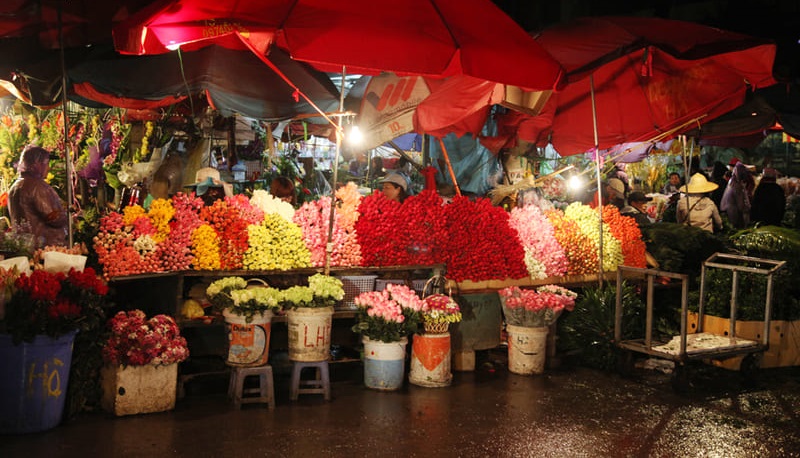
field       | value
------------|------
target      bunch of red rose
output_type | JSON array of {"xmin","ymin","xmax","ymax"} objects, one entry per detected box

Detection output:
[
  {"xmin": 355, "ymin": 192, "xmax": 405, "ymax": 266},
  {"xmin": 439, "ymin": 196, "xmax": 528, "ymax": 282},
  {"xmin": 393, "ymin": 190, "xmax": 447, "ymax": 266}
]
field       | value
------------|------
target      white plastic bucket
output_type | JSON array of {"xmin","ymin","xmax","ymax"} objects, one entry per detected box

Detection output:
[
  {"xmin": 362, "ymin": 336, "xmax": 407, "ymax": 391},
  {"xmin": 223, "ymin": 309, "xmax": 273, "ymax": 367},
  {"xmin": 506, "ymin": 324, "xmax": 548, "ymax": 375},
  {"xmin": 286, "ymin": 306, "xmax": 334, "ymax": 361}
]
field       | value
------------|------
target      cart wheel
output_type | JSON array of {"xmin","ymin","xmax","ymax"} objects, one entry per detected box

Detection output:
[
  {"xmin": 671, "ymin": 363, "xmax": 691, "ymax": 393},
  {"xmin": 739, "ymin": 353, "xmax": 762, "ymax": 388},
  {"xmin": 616, "ymin": 350, "xmax": 635, "ymax": 377}
]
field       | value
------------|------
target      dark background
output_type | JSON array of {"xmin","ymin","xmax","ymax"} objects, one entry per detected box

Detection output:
[{"xmin": 493, "ymin": 0, "xmax": 800, "ymax": 80}]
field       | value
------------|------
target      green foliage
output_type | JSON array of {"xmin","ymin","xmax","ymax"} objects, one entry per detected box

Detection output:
[
  {"xmin": 558, "ymin": 282, "xmax": 645, "ymax": 371},
  {"xmin": 640, "ymin": 223, "xmax": 727, "ymax": 277},
  {"xmin": 729, "ymin": 226, "xmax": 800, "ymax": 269},
  {"xmin": 696, "ymin": 226, "xmax": 800, "ymax": 321}
]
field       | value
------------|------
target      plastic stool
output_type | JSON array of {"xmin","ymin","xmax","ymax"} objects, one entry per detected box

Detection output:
[
  {"xmin": 290, "ymin": 361, "xmax": 331, "ymax": 401},
  {"xmin": 228, "ymin": 365, "xmax": 275, "ymax": 409}
]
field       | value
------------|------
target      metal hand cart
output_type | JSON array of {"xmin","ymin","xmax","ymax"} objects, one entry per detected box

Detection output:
[{"xmin": 613, "ymin": 253, "xmax": 786, "ymax": 391}]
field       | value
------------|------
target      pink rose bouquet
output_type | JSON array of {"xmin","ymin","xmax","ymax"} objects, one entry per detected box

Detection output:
[
  {"xmin": 498, "ymin": 285, "xmax": 578, "ymax": 327},
  {"xmin": 352, "ymin": 283, "xmax": 425, "ymax": 342}
]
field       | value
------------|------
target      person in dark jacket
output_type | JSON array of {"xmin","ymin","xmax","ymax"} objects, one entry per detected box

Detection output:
[
  {"xmin": 8, "ymin": 145, "xmax": 68, "ymax": 247},
  {"xmin": 750, "ymin": 168, "xmax": 786, "ymax": 226},
  {"xmin": 620, "ymin": 191, "xmax": 653, "ymax": 227}
]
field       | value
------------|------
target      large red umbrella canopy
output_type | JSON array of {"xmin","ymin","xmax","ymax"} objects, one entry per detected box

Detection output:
[
  {"xmin": 0, "ymin": 0, "xmax": 152, "ymax": 48},
  {"xmin": 505, "ymin": 16, "xmax": 777, "ymax": 156},
  {"xmin": 112, "ymin": 0, "xmax": 564, "ymax": 91}
]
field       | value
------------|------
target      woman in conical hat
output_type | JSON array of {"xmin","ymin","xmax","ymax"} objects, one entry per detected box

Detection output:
[{"xmin": 676, "ymin": 173, "xmax": 722, "ymax": 232}]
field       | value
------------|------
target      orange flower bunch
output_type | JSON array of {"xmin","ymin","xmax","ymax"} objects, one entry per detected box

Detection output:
[
  {"xmin": 545, "ymin": 209, "xmax": 599, "ymax": 275},
  {"xmin": 601, "ymin": 205, "xmax": 647, "ymax": 268}
]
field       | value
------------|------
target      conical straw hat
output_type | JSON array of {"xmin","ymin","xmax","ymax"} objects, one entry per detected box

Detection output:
[{"xmin": 679, "ymin": 173, "xmax": 718, "ymax": 194}]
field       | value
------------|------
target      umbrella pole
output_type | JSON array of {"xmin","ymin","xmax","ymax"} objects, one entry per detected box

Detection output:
[
  {"xmin": 437, "ymin": 138, "xmax": 462, "ymax": 197},
  {"xmin": 590, "ymin": 75, "xmax": 603, "ymax": 288},
  {"xmin": 324, "ymin": 67, "xmax": 347, "ymax": 275},
  {"xmin": 681, "ymin": 135, "xmax": 691, "ymax": 223},
  {"xmin": 58, "ymin": 5, "xmax": 74, "ymax": 246}
]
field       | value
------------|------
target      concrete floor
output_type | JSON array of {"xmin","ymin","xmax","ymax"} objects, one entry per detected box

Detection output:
[{"xmin": 2, "ymin": 351, "xmax": 800, "ymax": 458}]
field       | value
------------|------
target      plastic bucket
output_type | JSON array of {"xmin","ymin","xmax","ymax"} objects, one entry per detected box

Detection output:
[
  {"xmin": 287, "ymin": 306, "xmax": 334, "ymax": 362},
  {"xmin": 409, "ymin": 333, "xmax": 452, "ymax": 387},
  {"xmin": 506, "ymin": 325, "xmax": 548, "ymax": 375},
  {"xmin": 0, "ymin": 330, "xmax": 77, "ymax": 434},
  {"xmin": 223, "ymin": 310, "xmax": 273, "ymax": 367},
  {"xmin": 362, "ymin": 336, "xmax": 408, "ymax": 391}
]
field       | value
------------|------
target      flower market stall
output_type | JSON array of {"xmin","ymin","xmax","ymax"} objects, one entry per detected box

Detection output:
[{"xmin": 88, "ymin": 172, "xmax": 650, "ymax": 375}]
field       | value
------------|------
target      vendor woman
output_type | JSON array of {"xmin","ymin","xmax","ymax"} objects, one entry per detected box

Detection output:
[
  {"xmin": 379, "ymin": 172, "xmax": 409, "ymax": 203},
  {"xmin": 8, "ymin": 145, "xmax": 68, "ymax": 247}
]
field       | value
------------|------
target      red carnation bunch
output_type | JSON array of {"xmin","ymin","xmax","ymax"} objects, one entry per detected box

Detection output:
[
  {"xmin": 103, "ymin": 310, "xmax": 189, "ymax": 366},
  {"xmin": 1, "ymin": 267, "xmax": 111, "ymax": 344}
]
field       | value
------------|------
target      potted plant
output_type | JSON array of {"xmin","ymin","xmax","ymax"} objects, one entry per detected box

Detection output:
[
  {"xmin": 498, "ymin": 284, "xmax": 577, "ymax": 375},
  {"xmin": 282, "ymin": 274, "xmax": 344, "ymax": 362},
  {"xmin": 206, "ymin": 277, "xmax": 281, "ymax": 366},
  {"xmin": 0, "ymin": 266, "xmax": 110, "ymax": 433},
  {"xmin": 352, "ymin": 283, "xmax": 425, "ymax": 390},
  {"xmin": 409, "ymin": 293, "xmax": 463, "ymax": 388},
  {"xmin": 100, "ymin": 310, "xmax": 189, "ymax": 416}
]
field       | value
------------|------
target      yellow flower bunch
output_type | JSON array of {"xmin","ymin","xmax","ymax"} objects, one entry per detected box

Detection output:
[
  {"xmin": 147, "ymin": 198, "xmax": 175, "ymax": 243},
  {"xmin": 122, "ymin": 205, "xmax": 146, "ymax": 226},
  {"xmin": 243, "ymin": 213, "xmax": 311, "ymax": 270},
  {"xmin": 191, "ymin": 224, "xmax": 221, "ymax": 270},
  {"xmin": 135, "ymin": 121, "xmax": 154, "ymax": 162}
]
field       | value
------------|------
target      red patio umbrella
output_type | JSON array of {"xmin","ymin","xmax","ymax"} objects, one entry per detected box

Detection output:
[
  {"xmin": 112, "ymin": 0, "xmax": 563, "ymax": 92},
  {"xmin": 510, "ymin": 16, "xmax": 777, "ymax": 156}
]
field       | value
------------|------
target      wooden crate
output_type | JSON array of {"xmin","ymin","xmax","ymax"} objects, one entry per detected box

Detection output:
[{"xmin": 687, "ymin": 312, "xmax": 800, "ymax": 370}]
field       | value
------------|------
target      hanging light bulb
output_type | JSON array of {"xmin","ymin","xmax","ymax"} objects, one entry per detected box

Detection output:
[
  {"xmin": 347, "ymin": 125, "xmax": 363, "ymax": 146},
  {"xmin": 567, "ymin": 175, "xmax": 584, "ymax": 192}
]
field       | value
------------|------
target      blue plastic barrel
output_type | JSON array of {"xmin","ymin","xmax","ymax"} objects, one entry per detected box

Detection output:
[{"xmin": 0, "ymin": 330, "xmax": 77, "ymax": 434}]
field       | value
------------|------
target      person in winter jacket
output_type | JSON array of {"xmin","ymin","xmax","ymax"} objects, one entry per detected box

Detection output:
[
  {"xmin": 720, "ymin": 162, "xmax": 753, "ymax": 229},
  {"xmin": 8, "ymin": 145, "xmax": 68, "ymax": 247}
]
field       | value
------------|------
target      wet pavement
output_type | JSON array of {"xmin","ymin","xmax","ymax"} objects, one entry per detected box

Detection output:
[{"xmin": 2, "ymin": 350, "xmax": 799, "ymax": 458}]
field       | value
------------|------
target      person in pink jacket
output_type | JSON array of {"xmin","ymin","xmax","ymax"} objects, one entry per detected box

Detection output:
[{"xmin": 8, "ymin": 145, "xmax": 68, "ymax": 248}]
